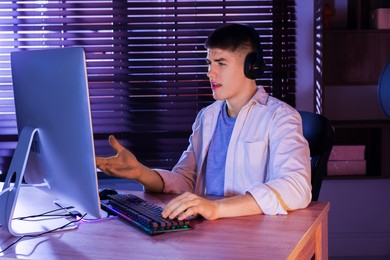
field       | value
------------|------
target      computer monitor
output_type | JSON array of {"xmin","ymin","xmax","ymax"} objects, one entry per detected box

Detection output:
[{"xmin": 0, "ymin": 47, "xmax": 102, "ymax": 236}]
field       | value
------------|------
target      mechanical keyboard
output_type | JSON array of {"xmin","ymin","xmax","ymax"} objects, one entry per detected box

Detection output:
[{"xmin": 100, "ymin": 193, "xmax": 191, "ymax": 235}]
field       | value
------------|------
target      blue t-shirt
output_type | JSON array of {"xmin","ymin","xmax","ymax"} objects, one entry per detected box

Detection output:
[{"xmin": 205, "ymin": 102, "xmax": 236, "ymax": 196}]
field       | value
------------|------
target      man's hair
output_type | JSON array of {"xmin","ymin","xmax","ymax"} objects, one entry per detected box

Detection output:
[
  {"xmin": 205, "ymin": 23, "xmax": 266, "ymax": 79},
  {"xmin": 204, "ymin": 23, "xmax": 257, "ymax": 53}
]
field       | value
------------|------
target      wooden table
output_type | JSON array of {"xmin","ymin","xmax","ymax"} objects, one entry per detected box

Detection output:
[{"xmin": 0, "ymin": 186, "xmax": 329, "ymax": 260}]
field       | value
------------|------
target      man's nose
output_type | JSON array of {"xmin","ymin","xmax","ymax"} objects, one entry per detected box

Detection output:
[{"xmin": 207, "ymin": 66, "xmax": 214, "ymax": 79}]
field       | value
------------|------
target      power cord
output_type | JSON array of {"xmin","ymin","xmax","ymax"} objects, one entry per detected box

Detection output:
[
  {"xmin": 0, "ymin": 213, "xmax": 86, "ymax": 254},
  {"xmin": 12, "ymin": 206, "xmax": 75, "ymax": 220}
]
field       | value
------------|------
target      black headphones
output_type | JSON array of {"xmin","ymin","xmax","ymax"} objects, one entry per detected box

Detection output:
[{"xmin": 242, "ymin": 24, "xmax": 266, "ymax": 80}]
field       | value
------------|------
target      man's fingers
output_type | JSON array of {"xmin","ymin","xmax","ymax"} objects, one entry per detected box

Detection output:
[
  {"xmin": 108, "ymin": 135, "xmax": 125, "ymax": 153},
  {"xmin": 163, "ymin": 192, "xmax": 197, "ymax": 219}
]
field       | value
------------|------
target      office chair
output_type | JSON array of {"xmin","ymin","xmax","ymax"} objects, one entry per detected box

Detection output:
[
  {"xmin": 299, "ymin": 111, "xmax": 335, "ymax": 201},
  {"xmin": 378, "ymin": 59, "xmax": 390, "ymax": 118}
]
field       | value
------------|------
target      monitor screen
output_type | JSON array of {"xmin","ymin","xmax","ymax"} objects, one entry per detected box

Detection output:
[{"xmin": 1, "ymin": 47, "xmax": 101, "ymax": 235}]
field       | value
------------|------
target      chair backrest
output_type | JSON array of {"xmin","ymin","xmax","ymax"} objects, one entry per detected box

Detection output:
[
  {"xmin": 299, "ymin": 111, "xmax": 335, "ymax": 201},
  {"xmin": 378, "ymin": 59, "xmax": 390, "ymax": 118}
]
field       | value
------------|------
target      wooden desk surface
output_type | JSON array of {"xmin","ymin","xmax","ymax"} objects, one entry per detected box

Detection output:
[{"xmin": 0, "ymin": 187, "xmax": 329, "ymax": 260}]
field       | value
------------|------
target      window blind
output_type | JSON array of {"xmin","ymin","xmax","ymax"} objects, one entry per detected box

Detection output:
[
  {"xmin": 0, "ymin": 0, "xmax": 296, "ymax": 177},
  {"xmin": 314, "ymin": 0, "xmax": 323, "ymax": 114}
]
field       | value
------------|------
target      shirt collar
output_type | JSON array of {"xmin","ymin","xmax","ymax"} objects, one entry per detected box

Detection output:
[{"xmin": 250, "ymin": 86, "xmax": 269, "ymax": 106}]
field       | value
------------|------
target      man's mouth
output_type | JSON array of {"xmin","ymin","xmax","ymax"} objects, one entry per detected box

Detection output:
[{"xmin": 211, "ymin": 82, "xmax": 222, "ymax": 90}]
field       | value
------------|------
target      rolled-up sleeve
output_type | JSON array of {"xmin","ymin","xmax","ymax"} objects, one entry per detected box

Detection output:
[{"xmin": 247, "ymin": 109, "xmax": 312, "ymax": 215}]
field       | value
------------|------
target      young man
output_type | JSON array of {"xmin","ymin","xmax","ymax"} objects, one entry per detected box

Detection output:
[{"xmin": 96, "ymin": 23, "xmax": 312, "ymax": 221}]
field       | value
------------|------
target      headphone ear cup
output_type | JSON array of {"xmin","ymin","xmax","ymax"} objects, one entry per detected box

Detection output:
[{"xmin": 244, "ymin": 52, "xmax": 259, "ymax": 80}]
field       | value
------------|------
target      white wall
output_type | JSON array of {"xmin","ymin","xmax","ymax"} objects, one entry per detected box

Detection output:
[{"xmin": 296, "ymin": 0, "xmax": 314, "ymax": 112}]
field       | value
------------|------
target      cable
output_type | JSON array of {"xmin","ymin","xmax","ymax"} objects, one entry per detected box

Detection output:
[
  {"xmin": 0, "ymin": 213, "xmax": 87, "ymax": 254},
  {"xmin": 54, "ymin": 202, "xmax": 82, "ymax": 218},
  {"xmin": 12, "ymin": 206, "xmax": 74, "ymax": 220}
]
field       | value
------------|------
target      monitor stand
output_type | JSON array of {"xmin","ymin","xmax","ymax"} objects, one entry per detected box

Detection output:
[{"xmin": 0, "ymin": 127, "xmax": 77, "ymax": 236}]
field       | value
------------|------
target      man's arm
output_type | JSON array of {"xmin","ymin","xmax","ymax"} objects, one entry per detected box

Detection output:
[
  {"xmin": 96, "ymin": 135, "xmax": 164, "ymax": 193},
  {"xmin": 162, "ymin": 192, "xmax": 263, "ymax": 220}
]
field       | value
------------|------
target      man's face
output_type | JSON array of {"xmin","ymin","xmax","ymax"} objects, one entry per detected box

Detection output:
[{"xmin": 206, "ymin": 48, "xmax": 247, "ymax": 101}]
